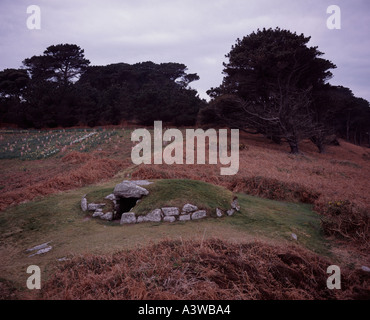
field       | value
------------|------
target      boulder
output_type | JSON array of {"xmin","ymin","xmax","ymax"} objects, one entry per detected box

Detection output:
[
  {"xmin": 137, "ymin": 209, "xmax": 163, "ymax": 223},
  {"xmin": 162, "ymin": 207, "xmax": 180, "ymax": 216},
  {"xmin": 137, "ymin": 216, "xmax": 147, "ymax": 223},
  {"xmin": 81, "ymin": 197, "xmax": 88, "ymax": 212},
  {"xmin": 231, "ymin": 198, "xmax": 240, "ymax": 211},
  {"xmin": 192, "ymin": 210, "xmax": 207, "ymax": 220},
  {"xmin": 101, "ymin": 212, "xmax": 113, "ymax": 221},
  {"xmin": 93, "ymin": 211, "xmax": 104, "ymax": 218},
  {"xmin": 361, "ymin": 266, "xmax": 370, "ymax": 272},
  {"xmin": 216, "ymin": 208, "xmax": 223, "ymax": 218},
  {"xmin": 105, "ymin": 194, "xmax": 116, "ymax": 201},
  {"xmin": 226, "ymin": 209, "xmax": 235, "ymax": 216},
  {"xmin": 114, "ymin": 181, "xmax": 149, "ymax": 199},
  {"xmin": 88, "ymin": 203, "xmax": 105, "ymax": 211},
  {"xmin": 182, "ymin": 204, "xmax": 198, "ymax": 213},
  {"xmin": 163, "ymin": 216, "xmax": 176, "ymax": 223},
  {"xmin": 179, "ymin": 214, "xmax": 191, "ymax": 221},
  {"xmin": 146, "ymin": 209, "xmax": 163, "ymax": 222},
  {"xmin": 120, "ymin": 212, "xmax": 137, "ymax": 224}
]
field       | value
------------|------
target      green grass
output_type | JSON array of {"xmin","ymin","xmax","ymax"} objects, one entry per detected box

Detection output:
[
  {"xmin": 85, "ymin": 187, "xmax": 115, "ymax": 214},
  {"xmin": 225, "ymin": 194, "xmax": 329, "ymax": 255},
  {"xmin": 132, "ymin": 179, "xmax": 234, "ymax": 216},
  {"xmin": 0, "ymin": 178, "xmax": 331, "ymax": 294},
  {"xmin": 0, "ymin": 128, "xmax": 121, "ymax": 160}
]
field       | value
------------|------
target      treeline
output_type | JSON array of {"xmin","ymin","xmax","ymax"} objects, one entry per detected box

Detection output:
[
  {"xmin": 201, "ymin": 28, "xmax": 370, "ymax": 152},
  {"xmin": 0, "ymin": 29, "xmax": 369, "ymax": 152},
  {"xmin": 0, "ymin": 44, "xmax": 205, "ymax": 128}
]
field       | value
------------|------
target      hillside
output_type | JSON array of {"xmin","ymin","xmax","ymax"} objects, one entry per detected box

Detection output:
[{"xmin": 0, "ymin": 127, "xmax": 369, "ymax": 300}]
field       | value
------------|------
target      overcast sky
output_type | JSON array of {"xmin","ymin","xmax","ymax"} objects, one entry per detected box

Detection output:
[{"xmin": 0, "ymin": 0, "xmax": 369, "ymax": 101}]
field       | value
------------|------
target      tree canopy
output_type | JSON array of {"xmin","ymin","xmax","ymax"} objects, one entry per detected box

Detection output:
[
  {"xmin": 203, "ymin": 27, "xmax": 369, "ymax": 152},
  {"xmin": 0, "ymin": 44, "xmax": 205, "ymax": 128},
  {"xmin": 23, "ymin": 44, "xmax": 90, "ymax": 87}
]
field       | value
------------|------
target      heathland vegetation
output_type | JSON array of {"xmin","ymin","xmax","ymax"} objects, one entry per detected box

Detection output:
[{"xmin": 0, "ymin": 28, "xmax": 369, "ymax": 300}]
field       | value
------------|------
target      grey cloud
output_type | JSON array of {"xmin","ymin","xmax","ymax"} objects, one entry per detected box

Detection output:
[{"xmin": 0, "ymin": 0, "xmax": 369, "ymax": 101}]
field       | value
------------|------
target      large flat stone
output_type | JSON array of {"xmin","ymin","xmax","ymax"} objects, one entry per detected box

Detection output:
[{"xmin": 114, "ymin": 181, "xmax": 149, "ymax": 199}]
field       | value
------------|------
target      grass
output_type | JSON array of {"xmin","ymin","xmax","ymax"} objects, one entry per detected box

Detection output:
[
  {"xmin": 36, "ymin": 239, "xmax": 351, "ymax": 300},
  {"xmin": 0, "ymin": 128, "xmax": 121, "ymax": 160},
  {"xmin": 227, "ymin": 194, "xmax": 329, "ymax": 255},
  {"xmin": 0, "ymin": 178, "xmax": 331, "ymax": 298},
  {"xmin": 127, "ymin": 179, "xmax": 234, "ymax": 216},
  {"xmin": 1, "ymin": 128, "xmax": 369, "ymax": 299},
  {"xmin": 85, "ymin": 187, "xmax": 115, "ymax": 214}
]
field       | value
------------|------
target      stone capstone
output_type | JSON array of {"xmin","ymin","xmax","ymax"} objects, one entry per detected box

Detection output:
[{"xmin": 114, "ymin": 181, "xmax": 149, "ymax": 199}]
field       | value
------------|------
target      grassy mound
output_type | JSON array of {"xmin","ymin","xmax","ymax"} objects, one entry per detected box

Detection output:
[
  {"xmin": 83, "ymin": 179, "xmax": 234, "ymax": 217},
  {"xmin": 133, "ymin": 179, "xmax": 234, "ymax": 217}
]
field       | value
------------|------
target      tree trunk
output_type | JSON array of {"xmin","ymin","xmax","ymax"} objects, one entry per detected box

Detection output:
[{"xmin": 288, "ymin": 141, "xmax": 299, "ymax": 154}]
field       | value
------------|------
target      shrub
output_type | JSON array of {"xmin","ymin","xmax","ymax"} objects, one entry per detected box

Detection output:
[
  {"xmin": 227, "ymin": 176, "xmax": 320, "ymax": 204},
  {"xmin": 315, "ymin": 200, "xmax": 370, "ymax": 249}
]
